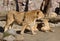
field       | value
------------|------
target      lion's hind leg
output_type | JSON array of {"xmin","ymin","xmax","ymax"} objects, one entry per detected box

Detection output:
[
  {"xmin": 4, "ymin": 18, "xmax": 14, "ymax": 32},
  {"xmin": 20, "ymin": 24, "xmax": 28, "ymax": 34},
  {"xmin": 29, "ymin": 23, "xmax": 37, "ymax": 35},
  {"xmin": 30, "ymin": 26, "xmax": 37, "ymax": 35}
]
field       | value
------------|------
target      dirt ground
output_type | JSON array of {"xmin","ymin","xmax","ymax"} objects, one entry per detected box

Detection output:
[
  {"xmin": 0, "ymin": 21, "xmax": 60, "ymax": 41},
  {"xmin": 23, "ymin": 27, "xmax": 60, "ymax": 41}
]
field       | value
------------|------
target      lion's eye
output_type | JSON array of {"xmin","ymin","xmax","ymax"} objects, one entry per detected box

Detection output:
[{"xmin": 37, "ymin": 12, "xmax": 39, "ymax": 15}]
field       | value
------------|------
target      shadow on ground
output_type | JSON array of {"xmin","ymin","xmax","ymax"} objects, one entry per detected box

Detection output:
[{"xmin": 0, "ymin": 26, "xmax": 4, "ymax": 33}]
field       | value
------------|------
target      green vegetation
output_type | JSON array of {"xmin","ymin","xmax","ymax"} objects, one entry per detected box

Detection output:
[{"xmin": 3, "ymin": 32, "xmax": 11, "ymax": 37}]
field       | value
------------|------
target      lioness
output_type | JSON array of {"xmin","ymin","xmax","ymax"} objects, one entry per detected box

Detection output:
[
  {"xmin": 21, "ymin": 10, "xmax": 44, "ymax": 34},
  {"xmin": 4, "ymin": 10, "xmax": 44, "ymax": 35},
  {"xmin": 4, "ymin": 10, "xmax": 25, "ymax": 32}
]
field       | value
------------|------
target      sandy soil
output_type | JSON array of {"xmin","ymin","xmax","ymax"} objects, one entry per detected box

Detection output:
[
  {"xmin": 0, "ymin": 21, "xmax": 60, "ymax": 41},
  {"xmin": 23, "ymin": 27, "xmax": 60, "ymax": 41}
]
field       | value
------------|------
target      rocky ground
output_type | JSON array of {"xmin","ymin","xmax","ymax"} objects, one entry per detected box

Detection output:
[
  {"xmin": 0, "ymin": 21, "xmax": 60, "ymax": 41},
  {"xmin": 0, "ymin": 0, "xmax": 60, "ymax": 41},
  {"xmin": 24, "ymin": 27, "xmax": 60, "ymax": 41}
]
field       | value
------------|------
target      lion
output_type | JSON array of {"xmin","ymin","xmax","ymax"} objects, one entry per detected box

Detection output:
[
  {"xmin": 4, "ymin": 10, "xmax": 25, "ymax": 32},
  {"xmin": 40, "ymin": 12, "xmax": 57, "ymax": 32},
  {"xmin": 41, "ymin": 19, "xmax": 54, "ymax": 32},
  {"xmin": 20, "ymin": 10, "xmax": 44, "ymax": 34},
  {"xmin": 4, "ymin": 10, "xmax": 44, "ymax": 35}
]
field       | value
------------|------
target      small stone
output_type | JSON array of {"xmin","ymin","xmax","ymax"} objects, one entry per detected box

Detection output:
[
  {"xmin": 7, "ymin": 29, "xmax": 16, "ymax": 35},
  {"xmin": 0, "ymin": 21, "xmax": 6, "ymax": 27},
  {"xmin": 49, "ymin": 23, "xmax": 56, "ymax": 28},
  {"xmin": 3, "ymin": 35, "xmax": 16, "ymax": 41}
]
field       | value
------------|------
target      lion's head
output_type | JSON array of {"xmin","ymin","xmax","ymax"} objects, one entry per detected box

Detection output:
[{"xmin": 34, "ymin": 10, "xmax": 44, "ymax": 20}]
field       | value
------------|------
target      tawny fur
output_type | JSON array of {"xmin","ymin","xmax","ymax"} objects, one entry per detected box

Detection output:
[
  {"xmin": 4, "ymin": 10, "xmax": 25, "ymax": 32},
  {"xmin": 41, "ymin": 19, "xmax": 53, "ymax": 32},
  {"xmin": 4, "ymin": 10, "xmax": 44, "ymax": 35},
  {"xmin": 20, "ymin": 10, "xmax": 44, "ymax": 34}
]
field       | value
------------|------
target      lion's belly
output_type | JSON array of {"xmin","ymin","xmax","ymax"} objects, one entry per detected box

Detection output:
[{"xmin": 14, "ymin": 13, "xmax": 24, "ymax": 24}]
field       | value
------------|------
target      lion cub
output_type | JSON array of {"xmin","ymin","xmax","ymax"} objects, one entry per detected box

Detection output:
[
  {"xmin": 4, "ymin": 10, "xmax": 25, "ymax": 32},
  {"xmin": 41, "ymin": 19, "xmax": 53, "ymax": 32},
  {"xmin": 4, "ymin": 10, "xmax": 44, "ymax": 35}
]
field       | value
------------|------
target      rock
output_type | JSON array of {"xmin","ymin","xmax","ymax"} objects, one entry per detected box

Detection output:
[
  {"xmin": 3, "ymin": 35, "xmax": 16, "ymax": 41},
  {"xmin": 51, "ymin": 0, "xmax": 60, "ymax": 12},
  {"xmin": 28, "ymin": 0, "xmax": 43, "ymax": 11},
  {"xmin": 12, "ymin": 24, "xmax": 22, "ymax": 31},
  {"xmin": 0, "ymin": 32, "xmax": 3, "ymax": 40},
  {"xmin": 49, "ymin": 23, "xmax": 56, "ymax": 28},
  {"xmin": 15, "ymin": 34, "xmax": 24, "ymax": 41},
  {"xmin": 0, "ymin": 27, "xmax": 4, "ymax": 33},
  {"xmin": 0, "ymin": 21, "xmax": 6, "ymax": 27},
  {"xmin": 46, "ymin": 12, "xmax": 57, "ymax": 19},
  {"xmin": 55, "ymin": 22, "xmax": 60, "ymax": 27},
  {"xmin": 7, "ymin": 29, "xmax": 17, "ymax": 35},
  {"xmin": 3, "ymin": 32, "xmax": 24, "ymax": 41}
]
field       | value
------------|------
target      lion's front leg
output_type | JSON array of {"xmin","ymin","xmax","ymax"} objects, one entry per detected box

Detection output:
[
  {"xmin": 30, "ymin": 24, "xmax": 37, "ymax": 35},
  {"xmin": 20, "ymin": 24, "xmax": 27, "ymax": 34},
  {"xmin": 33, "ymin": 24, "xmax": 38, "ymax": 31},
  {"xmin": 4, "ymin": 19, "xmax": 14, "ymax": 32},
  {"xmin": 26, "ymin": 24, "xmax": 38, "ymax": 31},
  {"xmin": 4, "ymin": 24, "xmax": 10, "ymax": 32},
  {"xmin": 30, "ymin": 27, "xmax": 37, "ymax": 35}
]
